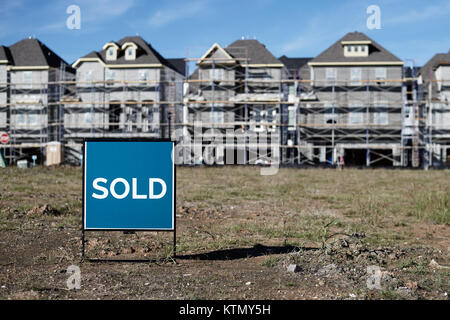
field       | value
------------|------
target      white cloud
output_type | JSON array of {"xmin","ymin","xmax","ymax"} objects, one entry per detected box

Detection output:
[
  {"xmin": 73, "ymin": 0, "xmax": 136, "ymax": 22},
  {"xmin": 279, "ymin": 1, "xmax": 366, "ymax": 55},
  {"xmin": 148, "ymin": 0, "xmax": 209, "ymax": 27},
  {"xmin": 384, "ymin": 2, "xmax": 450, "ymax": 25},
  {"xmin": 281, "ymin": 17, "xmax": 362, "ymax": 54},
  {"xmin": 31, "ymin": 0, "xmax": 137, "ymax": 35}
]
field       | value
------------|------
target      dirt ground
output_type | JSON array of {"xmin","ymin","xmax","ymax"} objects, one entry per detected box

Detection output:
[{"xmin": 0, "ymin": 166, "xmax": 449, "ymax": 300}]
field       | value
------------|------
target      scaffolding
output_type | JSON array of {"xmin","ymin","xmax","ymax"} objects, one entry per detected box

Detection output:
[
  {"xmin": 0, "ymin": 60, "xmax": 448, "ymax": 168},
  {"xmin": 421, "ymin": 69, "xmax": 450, "ymax": 168}
]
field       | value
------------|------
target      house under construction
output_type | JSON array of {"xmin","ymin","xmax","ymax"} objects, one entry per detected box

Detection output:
[
  {"xmin": 62, "ymin": 36, "xmax": 185, "ymax": 164},
  {"xmin": 418, "ymin": 51, "xmax": 450, "ymax": 168},
  {"xmin": 0, "ymin": 32, "xmax": 448, "ymax": 168},
  {"xmin": 180, "ymin": 33, "xmax": 426, "ymax": 167},
  {"xmin": 0, "ymin": 38, "xmax": 74, "ymax": 165}
]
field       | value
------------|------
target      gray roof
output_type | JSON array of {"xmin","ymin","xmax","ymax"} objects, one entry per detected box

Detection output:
[
  {"xmin": 7, "ymin": 38, "xmax": 70, "ymax": 68},
  {"xmin": 80, "ymin": 36, "xmax": 183, "ymax": 74},
  {"xmin": 419, "ymin": 52, "xmax": 450, "ymax": 81},
  {"xmin": 167, "ymin": 58, "xmax": 186, "ymax": 76},
  {"xmin": 0, "ymin": 46, "xmax": 10, "ymax": 62},
  {"xmin": 225, "ymin": 39, "xmax": 282, "ymax": 65},
  {"xmin": 279, "ymin": 55, "xmax": 312, "ymax": 70},
  {"xmin": 310, "ymin": 32, "xmax": 402, "ymax": 64},
  {"xmin": 279, "ymin": 55, "xmax": 313, "ymax": 79}
]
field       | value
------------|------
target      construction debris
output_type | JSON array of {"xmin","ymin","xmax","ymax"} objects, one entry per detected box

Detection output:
[{"xmin": 27, "ymin": 204, "xmax": 60, "ymax": 216}]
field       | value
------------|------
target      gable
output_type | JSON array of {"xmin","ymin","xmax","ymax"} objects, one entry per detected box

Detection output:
[
  {"xmin": 198, "ymin": 43, "xmax": 235, "ymax": 65},
  {"xmin": 309, "ymin": 32, "xmax": 403, "ymax": 66}
]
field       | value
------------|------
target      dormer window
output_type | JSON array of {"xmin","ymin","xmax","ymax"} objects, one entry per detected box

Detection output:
[
  {"xmin": 107, "ymin": 48, "xmax": 116, "ymax": 60},
  {"xmin": 103, "ymin": 42, "xmax": 119, "ymax": 61},
  {"xmin": 342, "ymin": 41, "xmax": 371, "ymax": 57},
  {"xmin": 121, "ymin": 42, "xmax": 137, "ymax": 61},
  {"xmin": 126, "ymin": 48, "xmax": 134, "ymax": 60}
]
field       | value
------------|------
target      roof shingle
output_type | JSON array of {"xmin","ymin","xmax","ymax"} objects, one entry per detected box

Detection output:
[
  {"xmin": 79, "ymin": 36, "xmax": 184, "ymax": 75},
  {"xmin": 419, "ymin": 52, "xmax": 450, "ymax": 81},
  {"xmin": 8, "ymin": 38, "xmax": 69, "ymax": 68},
  {"xmin": 310, "ymin": 32, "xmax": 402, "ymax": 64},
  {"xmin": 225, "ymin": 39, "xmax": 282, "ymax": 65}
]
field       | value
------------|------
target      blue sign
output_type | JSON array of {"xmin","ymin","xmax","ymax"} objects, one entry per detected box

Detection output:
[{"xmin": 83, "ymin": 140, "xmax": 175, "ymax": 230}]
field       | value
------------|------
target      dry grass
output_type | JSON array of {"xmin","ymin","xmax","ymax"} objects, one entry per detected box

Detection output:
[{"xmin": 0, "ymin": 166, "xmax": 449, "ymax": 300}]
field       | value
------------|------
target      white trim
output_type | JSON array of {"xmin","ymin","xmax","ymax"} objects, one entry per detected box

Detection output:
[
  {"xmin": 102, "ymin": 42, "xmax": 120, "ymax": 51},
  {"xmin": 308, "ymin": 61, "xmax": 404, "ymax": 66},
  {"xmin": 121, "ymin": 42, "xmax": 138, "ymax": 50},
  {"xmin": 8, "ymin": 66, "xmax": 49, "ymax": 70},
  {"xmin": 199, "ymin": 43, "xmax": 235, "ymax": 64},
  {"xmin": 341, "ymin": 40, "xmax": 372, "ymax": 45},
  {"xmin": 83, "ymin": 141, "xmax": 175, "ymax": 231},
  {"xmin": 72, "ymin": 57, "xmax": 163, "ymax": 68},
  {"xmin": 241, "ymin": 64, "xmax": 285, "ymax": 68}
]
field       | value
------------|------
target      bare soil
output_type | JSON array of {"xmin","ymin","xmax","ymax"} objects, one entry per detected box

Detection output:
[{"xmin": 0, "ymin": 166, "xmax": 448, "ymax": 300}]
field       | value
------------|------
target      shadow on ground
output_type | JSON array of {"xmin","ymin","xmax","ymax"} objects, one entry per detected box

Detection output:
[{"xmin": 176, "ymin": 244, "xmax": 318, "ymax": 261}]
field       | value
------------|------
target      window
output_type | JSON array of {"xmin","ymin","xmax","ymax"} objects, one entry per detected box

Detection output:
[
  {"xmin": 326, "ymin": 68, "xmax": 336, "ymax": 85},
  {"xmin": 375, "ymin": 68, "xmax": 386, "ymax": 84},
  {"xmin": 23, "ymin": 71, "xmax": 32, "ymax": 88},
  {"xmin": 288, "ymin": 106, "xmax": 296, "ymax": 131},
  {"xmin": 85, "ymin": 70, "xmax": 92, "ymax": 82},
  {"xmin": 267, "ymin": 108, "xmax": 277, "ymax": 132},
  {"xmin": 349, "ymin": 105, "xmax": 364, "ymax": 124},
  {"xmin": 374, "ymin": 112, "xmax": 388, "ymax": 125},
  {"xmin": 84, "ymin": 113, "xmax": 93, "ymax": 124},
  {"xmin": 324, "ymin": 104, "xmax": 337, "ymax": 124},
  {"xmin": 351, "ymin": 68, "xmax": 361, "ymax": 85},
  {"xmin": 0, "ymin": 112, "xmax": 6, "ymax": 127},
  {"xmin": 211, "ymin": 111, "xmax": 224, "ymax": 124},
  {"xmin": 105, "ymin": 69, "xmax": 115, "ymax": 86},
  {"xmin": 253, "ymin": 106, "xmax": 262, "ymax": 131},
  {"xmin": 373, "ymin": 100, "xmax": 388, "ymax": 125},
  {"xmin": 248, "ymin": 71, "xmax": 270, "ymax": 79},
  {"xmin": 209, "ymin": 68, "xmax": 224, "ymax": 81},
  {"xmin": 125, "ymin": 102, "xmax": 137, "ymax": 133},
  {"xmin": 124, "ymin": 47, "xmax": 135, "ymax": 60},
  {"xmin": 139, "ymin": 70, "xmax": 149, "ymax": 85},
  {"xmin": 17, "ymin": 114, "xmax": 26, "ymax": 125},
  {"xmin": 288, "ymin": 85, "xmax": 296, "ymax": 96},
  {"xmin": 343, "ymin": 43, "xmax": 369, "ymax": 57},
  {"xmin": 28, "ymin": 114, "xmax": 38, "ymax": 126},
  {"xmin": 142, "ymin": 101, "xmax": 154, "ymax": 133},
  {"xmin": 106, "ymin": 47, "xmax": 116, "ymax": 61},
  {"xmin": 108, "ymin": 102, "xmax": 121, "ymax": 132},
  {"xmin": 349, "ymin": 112, "xmax": 364, "ymax": 124},
  {"xmin": 252, "ymin": 106, "xmax": 276, "ymax": 132}
]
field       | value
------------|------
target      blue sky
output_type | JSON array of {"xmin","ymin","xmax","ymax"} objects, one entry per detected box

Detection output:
[{"xmin": 0, "ymin": 0, "xmax": 449, "ymax": 69}]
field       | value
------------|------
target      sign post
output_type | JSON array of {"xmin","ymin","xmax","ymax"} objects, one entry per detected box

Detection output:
[{"xmin": 82, "ymin": 138, "xmax": 176, "ymax": 261}]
